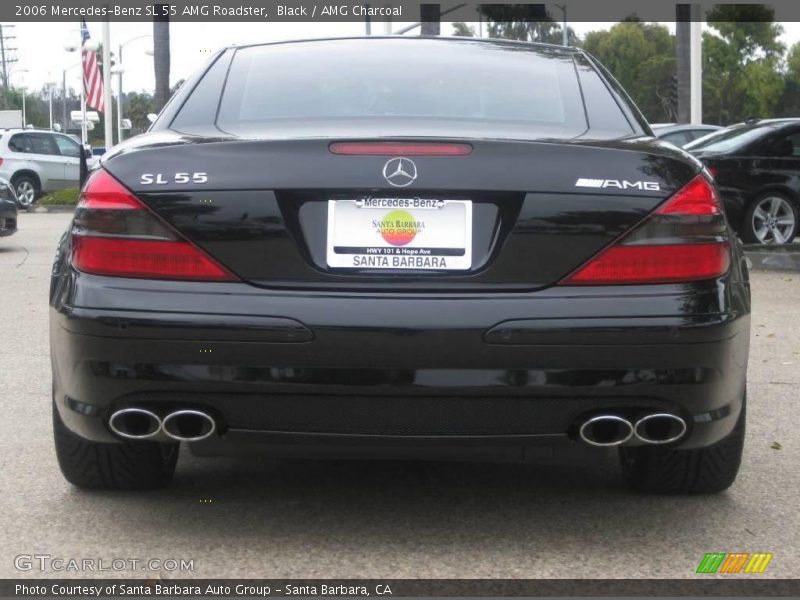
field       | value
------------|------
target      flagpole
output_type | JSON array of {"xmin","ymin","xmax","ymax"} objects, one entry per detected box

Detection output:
[
  {"xmin": 102, "ymin": 16, "xmax": 113, "ymax": 149},
  {"xmin": 80, "ymin": 73, "xmax": 87, "ymax": 146}
]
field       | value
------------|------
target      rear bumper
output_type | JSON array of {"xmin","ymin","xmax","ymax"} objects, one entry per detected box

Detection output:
[
  {"xmin": 50, "ymin": 270, "xmax": 750, "ymax": 456},
  {"xmin": 0, "ymin": 201, "xmax": 17, "ymax": 236}
]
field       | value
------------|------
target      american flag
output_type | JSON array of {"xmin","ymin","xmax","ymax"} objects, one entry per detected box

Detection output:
[{"xmin": 81, "ymin": 19, "xmax": 104, "ymax": 112}]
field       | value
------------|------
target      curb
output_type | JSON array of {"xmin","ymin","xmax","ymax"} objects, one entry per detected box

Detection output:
[
  {"xmin": 29, "ymin": 205, "xmax": 76, "ymax": 213},
  {"xmin": 745, "ymin": 249, "xmax": 800, "ymax": 272}
]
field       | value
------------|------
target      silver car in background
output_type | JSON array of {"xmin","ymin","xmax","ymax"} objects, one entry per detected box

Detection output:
[
  {"xmin": 0, "ymin": 128, "xmax": 95, "ymax": 207},
  {"xmin": 651, "ymin": 123, "xmax": 723, "ymax": 147}
]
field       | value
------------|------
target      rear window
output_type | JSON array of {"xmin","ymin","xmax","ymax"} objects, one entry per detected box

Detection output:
[
  {"xmin": 215, "ymin": 39, "xmax": 589, "ymax": 137},
  {"xmin": 685, "ymin": 125, "xmax": 771, "ymax": 153}
]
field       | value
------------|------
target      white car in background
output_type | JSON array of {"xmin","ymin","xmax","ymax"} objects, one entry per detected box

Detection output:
[{"xmin": 0, "ymin": 128, "xmax": 97, "ymax": 206}]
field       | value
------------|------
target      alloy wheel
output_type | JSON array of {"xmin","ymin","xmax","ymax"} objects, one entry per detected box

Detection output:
[
  {"xmin": 751, "ymin": 196, "xmax": 796, "ymax": 245},
  {"xmin": 15, "ymin": 181, "xmax": 35, "ymax": 207}
]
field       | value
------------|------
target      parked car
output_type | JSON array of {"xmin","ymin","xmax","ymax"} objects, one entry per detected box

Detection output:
[
  {"xmin": 0, "ymin": 128, "xmax": 96, "ymax": 207},
  {"xmin": 0, "ymin": 177, "xmax": 18, "ymax": 237},
  {"xmin": 686, "ymin": 118, "xmax": 800, "ymax": 245},
  {"xmin": 651, "ymin": 123, "xmax": 723, "ymax": 147},
  {"xmin": 50, "ymin": 37, "xmax": 750, "ymax": 494}
]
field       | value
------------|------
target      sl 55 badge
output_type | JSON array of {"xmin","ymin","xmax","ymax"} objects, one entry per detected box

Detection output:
[{"xmin": 140, "ymin": 172, "xmax": 208, "ymax": 185}]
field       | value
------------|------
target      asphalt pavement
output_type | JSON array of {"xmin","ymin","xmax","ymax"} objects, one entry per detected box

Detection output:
[{"xmin": 1, "ymin": 212, "xmax": 798, "ymax": 579}]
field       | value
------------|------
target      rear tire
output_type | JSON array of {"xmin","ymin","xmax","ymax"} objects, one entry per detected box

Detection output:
[
  {"xmin": 11, "ymin": 174, "xmax": 39, "ymax": 208},
  {"xmin": 741, "ymin": 193, "xmax": 798, "ymax": 245},
  {"xmin": 53, "ymin": 401, "xmax": 178, "ymax": 490},
  {"xmin": 620, "ymin": 395, "xmax": 745, "ymax": 494}
]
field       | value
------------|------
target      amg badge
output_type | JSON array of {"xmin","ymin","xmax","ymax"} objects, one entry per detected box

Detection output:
[{"xmin": 575, "ymin": 178, "xmax": 661, "ymax": 191}]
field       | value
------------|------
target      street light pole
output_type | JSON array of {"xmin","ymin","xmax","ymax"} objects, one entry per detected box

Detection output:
[
  {"xmin": 114, "ymin": 34, "xmax": 153, "ymax": 143},
  {"xmin": 46, "ymin": 79, "xmax": 56, "ymax": 130},
  {"xmin": 16, "ymin": 69, "xmax": 27, "ymax": 127},
  {"xmin": 112, "ymin": 64, "xmax": 124, "ymax": 144},
  {"xmin": 554, "ymin": 4, "xmax": 568, "ymax": 46},
  {"xmin": 116, "ymin": 72, "xmax": 122, "ymax": 143},
  {"xmin": 689, "ymin": 4, "xmax": 703, "ymax": 124},
  {"xmin": 118, "ymin": 44, "xmax": 123, "ymax": 142},
  {"xmin": 102, "ymin": 19, "xmax": 112, "ymax": 149},
  {"xmin": 64, "ymin": 32, "xmax": 92, "ymax": 146}
]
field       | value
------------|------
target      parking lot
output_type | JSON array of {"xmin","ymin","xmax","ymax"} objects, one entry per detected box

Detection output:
[{"xmin": 1, "ymin": 211, "xmax": 798, "ymax": 579}]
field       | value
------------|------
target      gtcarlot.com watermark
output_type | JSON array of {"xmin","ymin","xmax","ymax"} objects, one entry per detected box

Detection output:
[{"xmin": 14, "ymin": 553, "xmax": 194, "ymax": 572}]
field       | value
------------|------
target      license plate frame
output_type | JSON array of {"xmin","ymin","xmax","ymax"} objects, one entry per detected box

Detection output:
[{"xmin": 326, "ymin": 198, "xmax": 473, "ymax": 271}]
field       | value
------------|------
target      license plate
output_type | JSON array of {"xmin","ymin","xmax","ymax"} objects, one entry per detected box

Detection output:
[{"xmin": 326, "ymin": 198, "xmax": 472, "ymax": 271}]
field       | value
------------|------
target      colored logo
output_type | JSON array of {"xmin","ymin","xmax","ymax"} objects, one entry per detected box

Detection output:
[
  {"xmin": 379, "ymin": 210, "xmax": 421, "ymax": 246},
  {"xmin": 696, "ymin": 552, "xmax": 773, "ymax": 574}
]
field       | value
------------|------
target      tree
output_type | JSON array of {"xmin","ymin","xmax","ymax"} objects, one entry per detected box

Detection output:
[
  {"xmin": 126, "ymin": 91, "xmax": 155, "ymax": 134},
  {"xmin": 583, "ymin": 22, "xmax": 675, "ymax": 121},
  {"xmin": 780, "ymin": 42, "xmax": 800, "ymax": 116},
  {"xmin": 153, "ymin": 6, "xmax": 171, "ymax": 112},
  {"xmin": 2, "ymin": 88, "xmax": 49, "ymax": 128},
  {"xmin": 480, "ymin": 4, "xmax": 579, "ymax": 45},
  {"xmin": 702, "ymin": 5, "xmax": 785, "ymax": 124},
  {"xmin": 451, "ymin": 22, "xmax": 475, "ymax": 37}
]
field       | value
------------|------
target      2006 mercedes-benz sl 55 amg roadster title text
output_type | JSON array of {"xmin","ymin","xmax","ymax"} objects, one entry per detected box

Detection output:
[{"xmin": 49, "ymin": 37, "xmax": 750, "ymax": 493}]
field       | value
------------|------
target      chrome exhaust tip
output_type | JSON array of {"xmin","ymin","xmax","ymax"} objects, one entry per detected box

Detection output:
[
  {"xmin": 162, "ymin": 410, "xmax": 216, "ymax": 442},
  {"xmin": 634, "ymin": 413, "xmax": 687, "ymax": 445},
  {"xmin": 579, "ymin": 415, "xmax": 634, "ymax": 447},
  {"xmin": 108, "ymin": 408, "xmax": 161, "ymax": 440}
]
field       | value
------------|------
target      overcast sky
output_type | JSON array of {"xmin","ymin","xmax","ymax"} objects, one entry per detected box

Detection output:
[{"xmin": 8, "ymin": 20, "xmax": 800, "ymax": 95}]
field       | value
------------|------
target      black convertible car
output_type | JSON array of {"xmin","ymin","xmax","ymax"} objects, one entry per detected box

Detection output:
[
  {"xmin": 686, "ymin": 118, "xmax": 800, "ymax": 245},
  {"xmin": 50, "ymin": 38, "xmax": 750, "ymax": 493}
]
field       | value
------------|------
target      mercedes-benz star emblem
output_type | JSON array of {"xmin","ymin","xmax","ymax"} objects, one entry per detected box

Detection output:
[{"xmin": 382, "ymin": 157, "xmax": 418, "ymax": 188}]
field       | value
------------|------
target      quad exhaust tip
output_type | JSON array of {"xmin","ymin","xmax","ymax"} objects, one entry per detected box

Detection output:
[
  {"xmin": 109, "ymin": 408, "xmax": 217, "ymax": 442},
  {"xmin": 634, "ymin": 413, "xmax": 687, "ymax": 445},
  {"xmin": 108, "ymin": 408, "xmax": 161, "ymax": 440},
  {"xmin": 579, "ymin": 415, "xmax": 634, "ymax": 447},
  {"xmin": 578, "ymin": 412, "xmax": 688, "ymax": 447},
  {"xmin": 161, "ymin": 410, "xmax": 216, "ymax": 442}
]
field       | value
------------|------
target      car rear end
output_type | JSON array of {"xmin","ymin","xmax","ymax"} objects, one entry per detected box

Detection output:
[
  {"xmin": 49, "ymin": 38, "xmax": 750, "ymax": 492},
  {"xmin": 0, "ymin": 178, "xmax": 18, "ymax": 236}
]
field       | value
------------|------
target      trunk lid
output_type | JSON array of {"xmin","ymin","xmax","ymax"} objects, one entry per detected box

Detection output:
[{"xmin": 102, "ymin": 134, "xmax": 699, "ymax": 291}]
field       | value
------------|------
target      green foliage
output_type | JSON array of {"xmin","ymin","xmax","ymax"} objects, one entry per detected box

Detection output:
[
  {"xmin": 480, "ymin": 5, "xmax": 579, "ymax": 45},
  {"xmin": 452, "ymin": 22, "xmax": 475, "ymax": 37},
  {"xmin": 470, "ymin": 4, "xmax": 794, "ymax": 125},
  {"xmin": 780, "ymin": 42, "xmax": 800, "ymax": 116},
  {"xmin": 126, "ymin": 92, "xmax": 155, "ymax": 134},
  {"xmin": 788, "ymin": 42, "xmax": 800, "ymax": 82},
  {"xmin": 701, "ymin": 5, "xmax": 785, "ymax": 124},
  {"xmin": 583, "ymin": 22, "xmax": 676, "ymax": 122},
  {"xmin": 39, "ymin": 188, "xmax": 80, "ymax": 206},
  {"xmin": 706, "ymin": 5, "xmax": 785, "ymax": 60}
]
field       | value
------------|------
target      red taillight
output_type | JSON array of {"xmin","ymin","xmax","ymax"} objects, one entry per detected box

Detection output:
[
  {"xmin": 329, "ymin": 142, "xmax": 472, "ymax": 156},
  {"xmin": 0, "ymin": 158, "xmax": 4, "ymax": 167},
  {"xmin": 77, "ymin": 169, "xmax": 142, "ymax": 210},
  {"xmin": 562, "ymin": 175, "xmax": 730, "ymax": 286},
  {"xmin": 563, "ymin": 244, "xmax": 730, "ymax": 285},
  {"xmin": 72, "ymin": 169, "xmax": 237, "ymax": 282},
  {"xmin": 655, "ymin": 175, "xmax": 721, "ymax": 216},
  {"xmin": 73, "ymin": 237, "xmax": 235, "ymax": 281}
]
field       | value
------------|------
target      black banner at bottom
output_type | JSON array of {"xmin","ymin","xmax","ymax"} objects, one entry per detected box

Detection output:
[{"xmin": 3, "ymin": 579, "xmax": 800, "ymax": 598}]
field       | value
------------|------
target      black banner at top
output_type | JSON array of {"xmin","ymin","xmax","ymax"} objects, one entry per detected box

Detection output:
[{"xmin": 8, "ymin": 1, "xmax": 800, "ymax": 22}]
